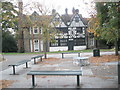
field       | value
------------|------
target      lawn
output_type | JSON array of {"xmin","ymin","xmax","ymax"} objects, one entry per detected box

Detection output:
[{"xmin": 1, "ymin": 49, "xmax": 114, "ymax": 55}]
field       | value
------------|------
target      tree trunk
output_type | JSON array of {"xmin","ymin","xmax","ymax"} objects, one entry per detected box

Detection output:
[
  {"xmin": 44, "ymin": 29, "xmax": 50, "ymax": 59},
  {"xmin": 86, "ymin": 32, "xmax": 89, "ymax": 49},
  {"xmin": 95, "ymin": 39, "xmax": 98, "ymax": 48},
  {"xmin": 44, "ymin": 51, "xmax": 47, "ymax": 59},
  {"xmin": 115, "ymin": 39, "xmax": 119, "ymax": 55},
  {"xmin": 18, "ymin": 30, "xmax": 24, "ymax": 53},
  {"xmin": 0, "ymin": 30, "xmax": 2, "ymax": 53},
  {"xmin": 31, "ymin": 28, "xmax": 34, "ymax": 52},
  {"xmin": 18, "ymin": 1, "xmax": 24, "ymax": 53},
  {"xmin": 44, "ymin": 40, "xmax": 47, "ymax": 59},
  {"xmin": 39, "ymin": 27, "xmax": 41, "ymax": 52}
]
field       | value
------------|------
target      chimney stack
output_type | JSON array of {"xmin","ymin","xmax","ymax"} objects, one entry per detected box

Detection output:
[
  {"xmin": 52, "ymin": 9, "xmax": 56, "ymax": 15},
  {"xmin": 72, "ymin": 7, "xmax": 75, "ymax": 14},
  {"xmin": 75, "ymin": 9, "xmax": 79, "ymax": 14},
  {"xmin": 65, "ymin": 8, "xmax": 68, "ymax": 14}
]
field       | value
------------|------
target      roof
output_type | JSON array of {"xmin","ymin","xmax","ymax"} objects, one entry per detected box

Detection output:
[
  {"xmin": 27, "ymin": 11, "xmax": 88, "ymax": 27},
  {"xmin": 61, "ymin": 14, "xmax": 72, "ymax": 24}
]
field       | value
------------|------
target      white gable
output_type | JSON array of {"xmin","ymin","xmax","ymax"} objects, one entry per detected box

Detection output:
[
  {"xmin": 51, "ymin": 13, "xmax": 67, "ymax": 27},
  {"xmin": 70, "ymin": 14, "xmax": 85, "ymax": 27},
  {"xmin": 70, "ymin": 21, "xmax": 85, "ymax": 27}
]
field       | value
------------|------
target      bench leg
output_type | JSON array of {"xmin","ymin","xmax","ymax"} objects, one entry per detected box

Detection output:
[
  {"xmin": 10, "ymin": 65, "xmax": 17, "ymax": 75},
  {"xmin": 40, "ymin": 57, "xmax": 42, "ymax": 61},
  {"xmin": 34, "ymin": 58, "xmax": 36, "ymax": 64},
  {"xmin": 13, "ymin": 66, "xmax": 16, "ymax": 75},
  {"xmin": 78, "ymin": 53, "xmax": 80, "ymax": 57},
  {"xmin": 77, "ymin": 75, "xmax": 80, "ymax": 86},
  {"xmin": 26, "ymin": 62, "xmax": 28, "ymax": 68},
  {"xmin": 32, "ymin": 75, "xmax": 35, "ymax": 87},
  {"xmin": 62, "ymin": 53, "xmax": 64, "ymax": 58}
]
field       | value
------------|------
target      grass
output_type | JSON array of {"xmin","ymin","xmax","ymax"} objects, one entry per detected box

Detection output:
[{"xmin": 1, "ymin": 49, "xmax": 114, "ymax": 55}]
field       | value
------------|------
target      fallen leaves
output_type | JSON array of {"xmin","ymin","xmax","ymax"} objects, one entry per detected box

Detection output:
[
  {"xmin": 90, "ymin": 55, "xmax": 119, "ymax": 63},
  {"xmin": 36, "ymin": 57, "xmax": 69, "ymax": 65},
  {"xmin": 36, "ymin": 57, "xmax": 61, "ymax": 64},
  {"xmin": 43, "ymin": 57, "xmax": 61, "ymax": 61},
  {"xmin": 0, "ymin": 80, "xmax": 15, "ymax": 89},
  {"xmin": 0, "ymin": 57, "xmax": 5, "ymax": 62},
  {"xmin": 85, "ymin": 75, "xmax": 114, "ymax": 79}
]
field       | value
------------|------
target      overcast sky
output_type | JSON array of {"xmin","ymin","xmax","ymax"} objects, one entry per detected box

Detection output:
[{"xmin": 10, "ymin": 0, "xmax": 95, "ymax": 18}]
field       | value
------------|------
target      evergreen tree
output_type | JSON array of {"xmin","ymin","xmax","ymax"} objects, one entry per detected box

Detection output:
[
  {"xmin": 2, "ymin": 30, "xmax": 17, "ymax": 52},
  {"xmin": 96, "ymin": 2, "xmax": 120, "ymax": 55},
  {"xmin": 1, "ymin": 2, "xmax": 18, "ymax": 52},
  {"xmin": 1, "ymin": 2, "xmax": 18, "ymax": 31}
]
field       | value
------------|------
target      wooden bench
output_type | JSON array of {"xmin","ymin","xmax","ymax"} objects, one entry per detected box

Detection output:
[
  {"xmin": 61, "ymin": 52, "xmax": 80, "ymax": 58},
  {"xmin": 27, "ymin": 70, "xmax": 82, "ymax": 88},
  {"xmin": 8, "ymin": 60, "xmax": 31, "ymax": 75},
  {"xmin": 31, "ymin": 55, "xmax": 44, "ymax": 64}
]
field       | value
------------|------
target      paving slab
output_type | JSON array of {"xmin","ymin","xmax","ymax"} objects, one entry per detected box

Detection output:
[{"xmin": 0, "ymin": 51, "xmax": 118, "ymax": 88}]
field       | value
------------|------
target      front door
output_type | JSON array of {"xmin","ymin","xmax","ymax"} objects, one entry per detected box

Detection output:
[
  {"xmin": 34, "ymin": 39, "xmax": 39, "ymax": 52},
  {"xmin": 68, "ymin": 39, "xmax": 74, "ymax": 50},
  {"xmin": 68, "ymin": 27, "xmax": 76, "ymax": 51}
]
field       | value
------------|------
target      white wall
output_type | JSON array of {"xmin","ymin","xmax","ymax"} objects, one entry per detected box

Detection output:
[
  {"xmin": 50, "ymin": 46, "xmax": 86, "ymax": 52},
  {"xmin": 50, "ymin": 46, "xmax": 68, "ymax": 52},
  {"xmin": 74, "ymin": 46, "xmax": 86, "ymax": 50}
]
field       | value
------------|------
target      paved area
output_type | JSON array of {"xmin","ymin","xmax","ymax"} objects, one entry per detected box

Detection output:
[
  {"xmin": 0, "ymin": 51, "xmax": 119, "ymax": 88},
  {"xmin": 0, "ymin": 51, "xmax": 115, "ymax": 71}
]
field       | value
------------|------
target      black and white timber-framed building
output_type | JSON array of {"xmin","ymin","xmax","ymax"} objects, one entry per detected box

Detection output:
[{"xmin": 49, "ymin": 8, "xmax": 88, "ymax": 51}]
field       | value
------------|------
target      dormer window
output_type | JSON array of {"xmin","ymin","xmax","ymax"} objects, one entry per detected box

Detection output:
[
  {"xmin": 75, "ymin": 17, "xmax": 79, "ymax": 22},
  {"xmin": 54, "ymin": 17, "xmax": 60, "ymax": 22}
]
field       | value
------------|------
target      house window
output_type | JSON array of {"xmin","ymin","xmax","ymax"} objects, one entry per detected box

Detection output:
[
  {"xmin": 54, "ymin": 17, "xmax": 60, "ymax": 22},
  {"xmin": 75, "ymin": 16, "xmax": 79, "ymax": 22},
  {"xmin": 60, "ymin": 39, "xmax": 68, "ymax": 46},
  {"xmin": 76, "ymin": 28, "xmax": 83, "ymax": 34},
  {"xmin": 30, "ymin": 27, "xmax": 41, "ymax": 34},
  {"xmin": 90, "ymin": 38, "xmax": 94, "ymax": 46},
  {"xmin": 74, "ymin": 38, "xmax": 86, "ymax": 46},
  {"xmin": 82, "ymin": 27, "xmax": 85, "ymax": 34},
  {"xmin": 33, "ymin": 27, "xmax": 39, "ymax": 34},
  {"xmin": 50, "ymin": 40, "xmax": 58, "ymax": 47},
  {"xmin": 50, "ymin": 39, "xmax": 68, "ymax": 47}
]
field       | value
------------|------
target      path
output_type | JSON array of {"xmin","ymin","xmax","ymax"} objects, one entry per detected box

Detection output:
[
  {"xmin": 0, "ymin": 51, "xmax": 115, "ymax": 71},
  {"xmin": 0, "ymin": 51, "xmax": 118, "ymax": 88}
]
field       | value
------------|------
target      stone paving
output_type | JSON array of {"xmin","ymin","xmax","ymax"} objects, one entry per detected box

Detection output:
[{"xmin": 0, "ymin": 51, "xmax": 119, "ymax": 88}]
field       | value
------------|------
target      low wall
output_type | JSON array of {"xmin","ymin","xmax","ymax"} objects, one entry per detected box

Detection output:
[
  {"xmin": 74, "ymin": 46, "xmax": 86, "ymax": 50},
  {"xmin": 50, "ymin": 46, "xmax": 86, "ymax": 52}
]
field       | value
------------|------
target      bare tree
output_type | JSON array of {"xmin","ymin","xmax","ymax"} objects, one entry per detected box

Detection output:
[{"xmin": 30, "ymin": 2, "xmax": 58, "ymax": 58}]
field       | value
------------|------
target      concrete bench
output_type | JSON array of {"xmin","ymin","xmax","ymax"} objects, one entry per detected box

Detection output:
[
  {"xmin": 8, "ymin": 60, "xmax": 31, "ymax": 75},
  {"xmin": 73, "ymin": 57, "xmax": 90, "ymax": 66},
  {"xmin": 61, "ymin": 52, "xmax": 80, "ymax": 58},
  {"xmin": 27, "ymin": 70, "xmax": 82, "ymax": 88},
  {"xmin": 31, "ymin": 55, "xmax": 44, "ymax": 64}
]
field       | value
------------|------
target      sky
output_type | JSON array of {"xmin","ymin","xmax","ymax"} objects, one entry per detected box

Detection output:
[{"xmin": 10, "ymin": 0, "xmax": 95, "ymax": 18}]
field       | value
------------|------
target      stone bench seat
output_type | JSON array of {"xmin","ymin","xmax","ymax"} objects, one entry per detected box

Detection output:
[{"xmin": 27, "ymin": 70, "xmax": 82, "ymax": 88}]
